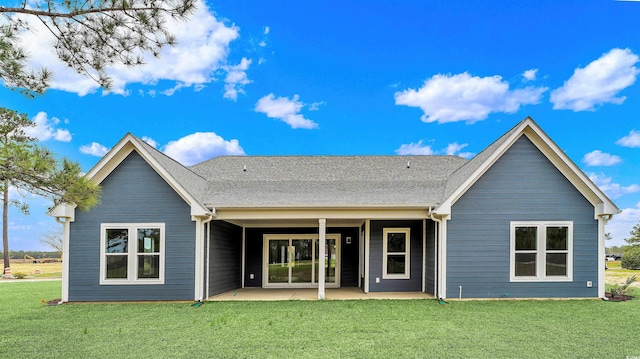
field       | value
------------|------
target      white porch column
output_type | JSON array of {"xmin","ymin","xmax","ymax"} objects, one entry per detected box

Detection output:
[
  {"xmin": 194, "ymin": 217, "xmax": 204, "ymax": 301},
  {"xmin": 598, "ymin": 215, "xmax": 607, "ymax": 299},
  {"xmin": 364, "ymin": 219, "xmax": 370, "ymax": 293},
  {"xmin": 318, "ymin": 218, "xmax": 327, "ymax": 300},
  {"xmin": 59, "ymin": 218, "xmax": 71, "ymax": 303},
  {"xmin": 437, "ymin": 216, "xmax": 449, "ymax": 299}
]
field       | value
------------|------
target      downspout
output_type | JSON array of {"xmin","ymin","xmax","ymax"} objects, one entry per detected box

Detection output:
[{"xmin": 201, "ymin": 213, "xmax": 215, "ymax": 302}]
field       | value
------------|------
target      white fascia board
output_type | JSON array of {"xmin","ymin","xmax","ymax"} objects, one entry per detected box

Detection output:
[
  {"xmin": 86, "ymin": 134, "xmax": 210, "ymax": 218},
  {"xmin": 436, "ymin": 118, "xmax": 619, "ymax": 217},
  {"xmin": 214, "ymin": 207, "xmax": 431, "ymax": 221}
]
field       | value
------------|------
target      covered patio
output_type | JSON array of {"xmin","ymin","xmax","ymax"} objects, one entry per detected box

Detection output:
[{"xmin": 208, "ymin": 287, "xmax": 433, "ymax": 301}]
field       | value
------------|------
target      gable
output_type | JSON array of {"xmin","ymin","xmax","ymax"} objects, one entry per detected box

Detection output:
[
  {"xmin": 436, "ymin": 118, "xmax": 619, "ymax": 217},
  {"xmin": 85, "ymin": 134, "xmax": 210, "ymax": 217},
  {"xmin": 97, "ymin": 151, "xmax": 191, "ymax": 216},
  {"xmin": 455, "ymin": 136, "xmax": 593, "ymax": 213}
]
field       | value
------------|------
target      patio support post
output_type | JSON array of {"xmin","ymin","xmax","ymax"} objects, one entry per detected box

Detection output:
[{"xmin": 318, "ymin": 218, "xmax": 327, "ymax": 300}]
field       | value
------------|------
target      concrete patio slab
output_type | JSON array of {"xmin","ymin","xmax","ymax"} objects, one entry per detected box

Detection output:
[{"xmin": 208, "ymin": 287, "xmax": 433, "ymax": 301}]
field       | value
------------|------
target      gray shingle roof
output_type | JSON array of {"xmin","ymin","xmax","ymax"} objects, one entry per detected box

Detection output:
[
  {"xmin": 189, "ymin": 156, "xmax": 467, "ymax": 207},
  {"xmin": 124, "ymin": 118, "xmax": 535, "ymax": 209}
]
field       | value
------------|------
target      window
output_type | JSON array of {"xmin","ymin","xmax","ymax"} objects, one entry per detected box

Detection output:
[
  {"xmin": 383, "ymin": 228, "xmax": 410, "ymax": 279},
  {"xmin": 510, "ymin": 222, "xmax": 572, "ymax": 282},
  {"xmin": 100, "ymin": 223, "xmax": 165, "ymax": 285}
]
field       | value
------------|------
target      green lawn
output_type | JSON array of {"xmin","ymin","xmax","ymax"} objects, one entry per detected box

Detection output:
[{"xmin": 1, "ymin": 281, "xmax": 639, "ymax": 358}]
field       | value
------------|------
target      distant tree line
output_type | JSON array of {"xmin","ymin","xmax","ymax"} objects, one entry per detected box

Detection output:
[
  {"xmin": 0, "ymin": 250, "xmax": 60, "ymax": 260},
  {"xmin": 606, "ymin": 245, "xmax": 628, "ymax": 255}
]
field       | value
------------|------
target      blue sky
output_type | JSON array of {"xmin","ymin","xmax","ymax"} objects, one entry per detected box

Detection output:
[{"xmin": 2, "ymin": 0, "xmax": 640, "ymax": 250}]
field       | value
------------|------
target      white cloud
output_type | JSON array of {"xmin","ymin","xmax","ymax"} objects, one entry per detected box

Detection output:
[
  {"xmin": 523, "ymin": 69, "xmax": 538, "ymax": 81},
  {"xmin": 80, "ymin": 142, "xmax": 110, "ymax": 157},
  {"xmin": 264, "ymin": 26, "xmax": 270, "ymax": 35},
  {"xmin": 583, "ymin": 150, "xmax": 622, "ymax": 166},
  {"xmin": 223, "ymin": 58, "xmax": 252, "ymax": 101},
  {"xmin": 396, "ymin": 141, "xmax": 474, "ymax": 159},
  {"xmin": 16, "ymin": 0, "xmax": 240, "ymax": 96},
  {"xmin": 589, "ymin": 173, "xmax": 640, "ymax": 199},
  {"xmin": 24, "ymin": 112, "xmax": 72, "ymax": 142},
  {"xmin": 550, "ymin": 48, "xmax": 639, "ymax": 111},
  {"xmin": 141, "ymin": 136, "xmax": 159, "ymax": 148},
  {"xmin": 163, "ymin": 132, "xmax": 245, "ymax": 166},
  {"xmin": 396, "ymin": 141, "xmax": 435, "ymax": 155},
  {"xmin": 616, "ymin": 129, "xmax": 640, "ymax": 148},
  {"xmin": 309, "ymin": 102, "xmax": 325, "ymax": 111},
  {"xmin": 607, "ymin": 202, "xmax": 640, "ymax": 246},
  {"xmin": 255, "ymin": 94, "xmax": 319, "ymax": 129},
  {"xmin": 443, "ymin": 142, "xmax": 475, "ymax": 159},
  {"xmin": 394, "ymin": 72, "xmax": 547, "ymax": 124}
]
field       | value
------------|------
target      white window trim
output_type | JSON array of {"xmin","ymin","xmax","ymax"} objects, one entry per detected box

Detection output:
[
  {"xmin": 510, "ymin": 221, "xmax": 573, "ymax": 282},
  {"xmin": 382, "ymin": 228, "xmax": 411, "ymax": 279},
  {"xmin": 100, "ymin": 223, "xmax": 165, "ymax": 285}
]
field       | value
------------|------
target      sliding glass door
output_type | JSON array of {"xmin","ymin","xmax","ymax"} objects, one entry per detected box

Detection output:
[{"xmin": 264, "ymin": 234, "xmax": 340, "ymax": 288}]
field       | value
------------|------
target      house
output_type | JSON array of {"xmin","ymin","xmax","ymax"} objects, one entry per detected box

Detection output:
[{"xmin": 49, "ymin": 117, "xmax": 619, "ymax": 302}]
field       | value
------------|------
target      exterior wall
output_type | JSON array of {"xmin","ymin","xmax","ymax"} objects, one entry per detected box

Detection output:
[
  {"xmin": 447, "ymin": 136, "xmax": 598, "ymax": 298},
  {"xmin": 208, "ymin": 221, "xmax": 243, "ymax": 297},
  {"xmin": 68, "ymin": 151, "xmax": 196, "ymax": 301},
  {"xmin": 368, "ymin": 220, "xmax": 423, "ymax": 292},
  {"xmin": 424, "ymin": 220, "xmax": 436, "ymax": 295},
  {"xmin": 244, "ymin": 227, "xmax": 360, "ymax": 288}
]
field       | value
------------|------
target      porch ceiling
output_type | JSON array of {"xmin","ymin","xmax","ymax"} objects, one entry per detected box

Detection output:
[{"xmin": 222, "ymin": 218, "xmax": 365, "ymax": 228}]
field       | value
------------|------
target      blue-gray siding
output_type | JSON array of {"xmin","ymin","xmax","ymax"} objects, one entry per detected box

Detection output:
[
  {"xmin": 424, "ymin": 220, "xmax": 436, "ymax": 295},
  {"xmin": 68, "ymin": 151, "xmax": 196, "ymax": 301},
  {"xmin": 244, "ymin": 227, "xmax": 360, "ymax": 288},
  {"xmin": 447, "ymin": 136, "xmax": 598, "ymax": 298},
  {"xmin": 208, "ymin": 221, "xmax": 242, "ymax": 296},
  {"xmin": 368, "ymin": 220, "xmax": 423, "ymax": 292}
]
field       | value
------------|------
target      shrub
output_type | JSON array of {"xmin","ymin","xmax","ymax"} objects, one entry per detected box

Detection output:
[
  {"xmin": 609, "ymin": 275, "xmax": 637, "ymax": 298},
  {"xmin": 621, "ymin": 247, "xmax": 640, "ymax": 269},
  {"xmin": 12, "ymin": 272, "xmax": 27, "ymax": 279}
]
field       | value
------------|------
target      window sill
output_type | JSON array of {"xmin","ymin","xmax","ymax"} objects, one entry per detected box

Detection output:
[
  {"xmin": 100, "ymin": 279, "xmax": 164, "ymax": 285},
  {"xmin": 382, "ymin": 275, "xmax": 410, "ymax": 280},
  {"xmin": 510, "ymin": 277, "xmax": 573, "ymax": 283}
]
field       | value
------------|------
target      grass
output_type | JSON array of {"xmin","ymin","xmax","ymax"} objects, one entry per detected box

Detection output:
[{"xmin": 1, "ymin": 282, "xmax": 640, "ymax": 358}]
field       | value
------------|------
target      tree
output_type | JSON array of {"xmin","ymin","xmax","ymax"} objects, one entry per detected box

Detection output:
[
  {"xmin": 0, "ymin": 0, "xmax": 196, "ymax": 95},
  {"xmin": 1, "ymin": 107, "xmax": 101, "ymax": 273},
  {"xmin": 624, "ymin": 222, "xmax": 640, "ymax": 246},
  {"xmin": 40, "ymin": 228, "xmax": 63, "ymax": 258}
]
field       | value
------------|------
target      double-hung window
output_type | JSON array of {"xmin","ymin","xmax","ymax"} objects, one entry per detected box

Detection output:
[
  {"xmin": 510, "ymin": 221, "xmax": 572, "ymax": 282},
  {"xmin": 382, "ymin": 228, "xmax": 410, "ymax": 279},
  {"xmin": 100, "ymin": 223, "xmax": 165, "ymax": 285}
]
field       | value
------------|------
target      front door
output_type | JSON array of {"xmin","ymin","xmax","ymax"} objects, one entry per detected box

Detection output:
[{"xmin": 263, "ymin": 234, "xmax": 340, "ymax": 288}]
